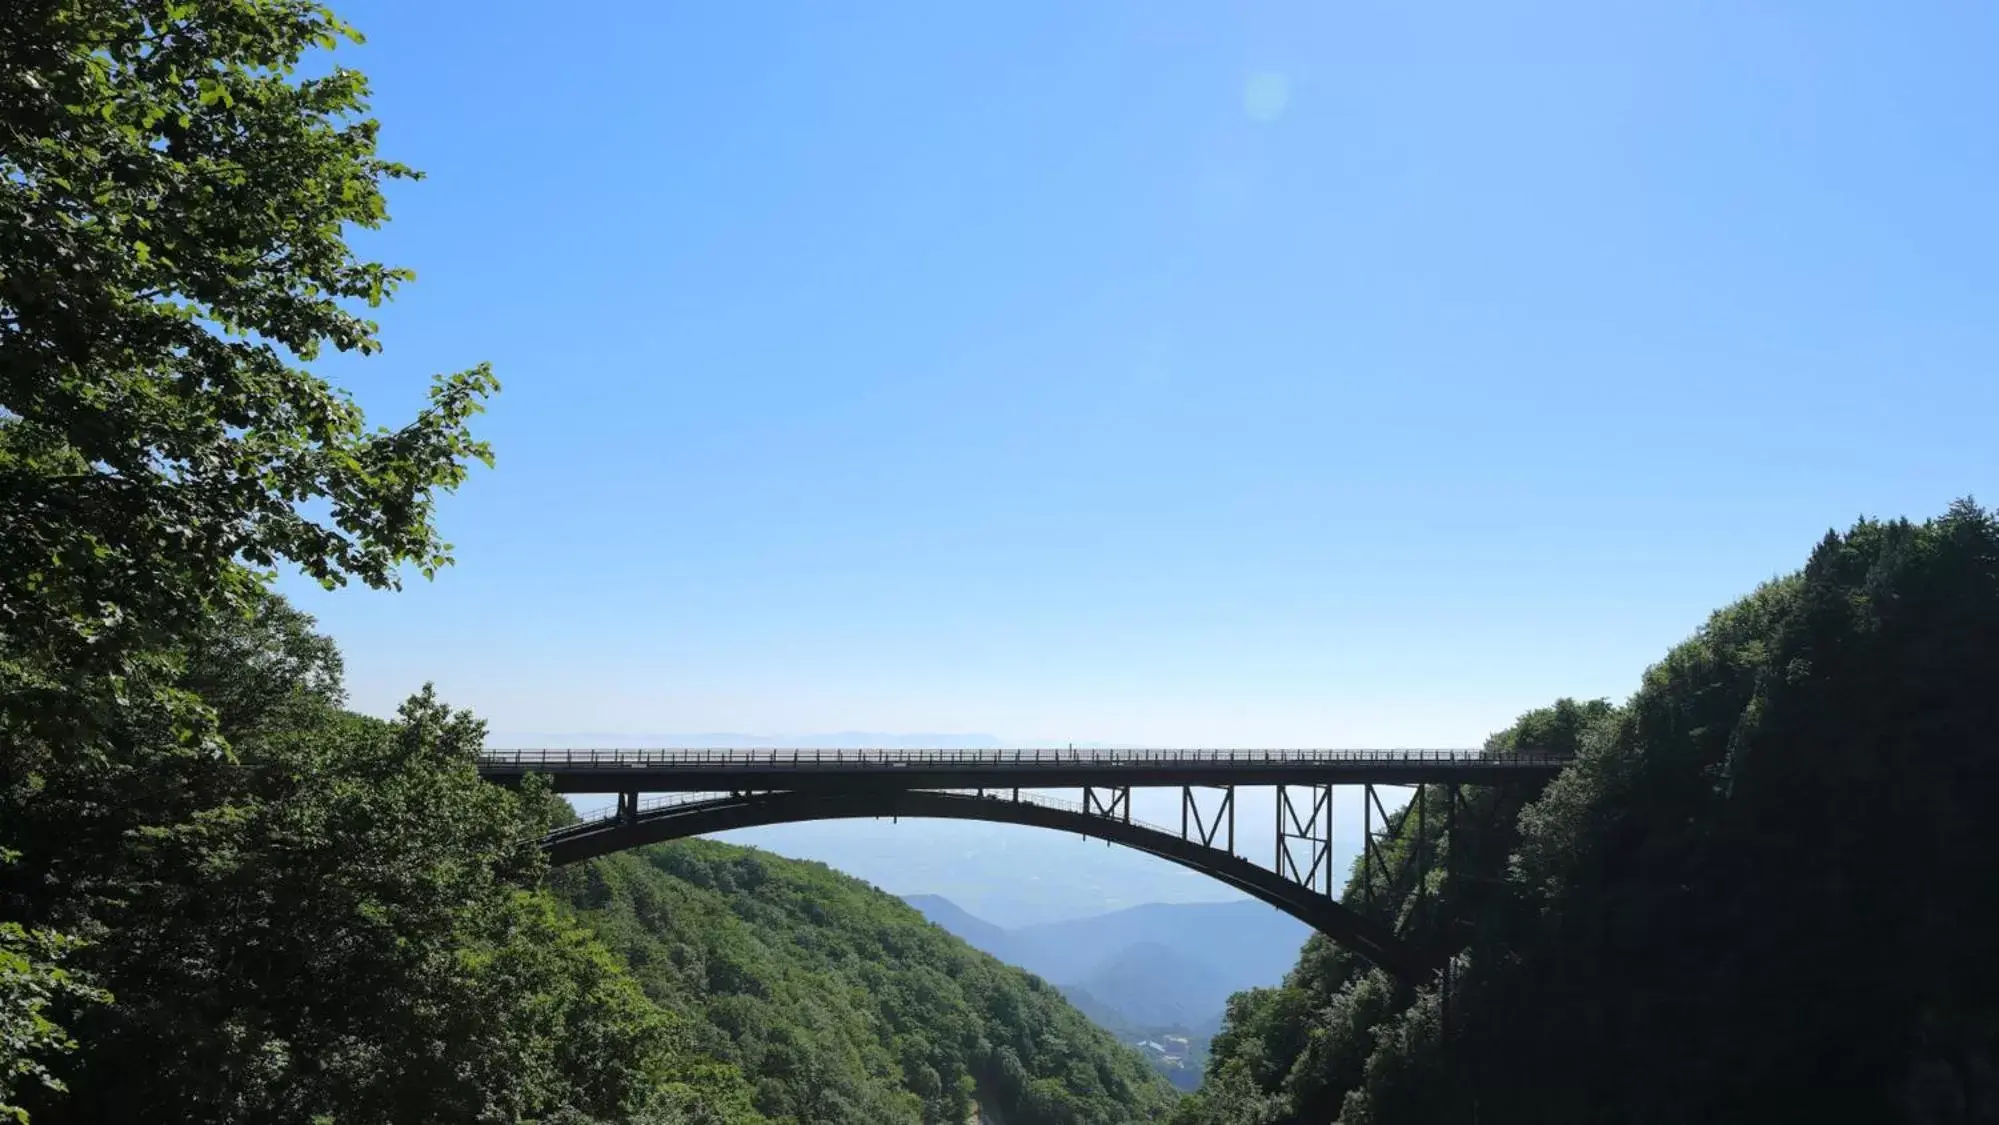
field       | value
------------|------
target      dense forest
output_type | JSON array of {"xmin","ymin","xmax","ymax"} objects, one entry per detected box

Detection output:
[
  {"xmin": 1174, "ymin": 502, "xmax": 1999, "ymax": 1125},
  {"xmin": 551, "ymin": 843, "xmax": 1177, "ymax": 1124}
]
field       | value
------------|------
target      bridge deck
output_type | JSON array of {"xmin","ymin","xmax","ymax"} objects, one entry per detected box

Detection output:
[{"xmin": 477, "ymin": 747, "xmax": 1568, "ymax": 793}]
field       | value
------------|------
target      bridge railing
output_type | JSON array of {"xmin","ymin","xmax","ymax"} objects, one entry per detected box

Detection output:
[
  {"xmin": 481, "ymin": 746, "xmax": 1568, "ymax": 769},
  {"xmin": 545, "ymin": 791, "xmax": 729, "ymax": 842}
]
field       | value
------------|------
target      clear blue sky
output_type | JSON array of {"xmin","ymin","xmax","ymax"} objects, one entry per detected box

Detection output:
[{"xmin": 289, "ymin": 0, "xmax": 1998, "ymax": 747}]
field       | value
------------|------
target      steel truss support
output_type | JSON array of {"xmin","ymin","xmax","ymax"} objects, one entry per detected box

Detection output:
[
  {"xmin": 1444, "ymin": 783, "xmax": 1467, "ymax": 902},
  {"xmin": 1411, "ymin": 783, "xmax": 1429, "ymax": 918},
  {"xmin": 1441, "ymin": 782, "xmax": 1462, "ymax": 1042},
  {"xmin": 1180, "ymin": 785, "xmax": 1235, "ymax": 853},
  {"xmin": 1362, "ymin": 783, "xmax": 1394, "ymax": 910},
  {"xmin": 1083, "ymin": 785, "xmax": 1130, "ymax": 824},
  {"xmin": 1275, "ymin": 783, "xmax": 1334, "ymax": 895},
  {"xmin": 1359, "ymin": 783, "xmax": 1441, "ymax": 931}
]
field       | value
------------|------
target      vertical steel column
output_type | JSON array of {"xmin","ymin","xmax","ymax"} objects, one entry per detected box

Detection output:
[
  {"xmin": 1362, "ymin": 783, "xmax": 1374, "ymax": 910},
  {"xmin": 1314, "ymin": 784, "xmax": 1330, "ymax": 888},
  {"xmin": 617, "ymin": 791, "xmax": 638, "ymax": 824},
  {"xmin": 1446, "ymin": 784, "xmax": 1465, "ymax": 918},
  {"xmin": 1274, "ymin": 783, "xmax": 1284, "ymax": 871},
  {"xmin": 1442, "ymin": 782, "xmax": 1461, "ymax": 1043},
  {"xmin": 1415, "ymin": 784, "xmax": 1428, "ymax": 914},
  {"xmin": 1325, "ymin": 783, "xmax": 1337, "ymax": 897}
]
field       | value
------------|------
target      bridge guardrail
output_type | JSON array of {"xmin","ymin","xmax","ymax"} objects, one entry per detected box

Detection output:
[{"xmin": 481, "ymin": 747, "xmax": 1570, "ymax": 769}]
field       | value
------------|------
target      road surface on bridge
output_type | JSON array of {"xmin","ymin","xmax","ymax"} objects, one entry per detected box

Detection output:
[{"xmin": 476, "ymin": 746, "xmax": 1569, "ymax": 794}]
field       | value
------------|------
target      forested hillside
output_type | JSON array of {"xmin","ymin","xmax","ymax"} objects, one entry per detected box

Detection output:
[
  {"xmin": 551, "ymin": 843, "xmax": 1177, "ymax": 1125},
  {"xmin": 1175, "ymin": 502, "xmax": 1999, "ymax": 1125}
]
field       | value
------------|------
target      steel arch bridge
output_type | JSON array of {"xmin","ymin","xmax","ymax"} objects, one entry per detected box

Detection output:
[{"xmin": 479, "ymin": 747, "xmax": 1568, "ymax": 985}]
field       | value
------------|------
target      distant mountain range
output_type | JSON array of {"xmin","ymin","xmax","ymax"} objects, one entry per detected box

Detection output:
[
  {"xmin": 1067, "ymin": 940, "xmax": 1229, "ymax": 1030},
  {"xmin": 904, "ymin": 895, "xmax": 1310, "ymax": 1088}
]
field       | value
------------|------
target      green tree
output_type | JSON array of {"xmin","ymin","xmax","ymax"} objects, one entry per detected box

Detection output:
[
  {"xmin": 1, "ymin": 2, "xmax": 496, "ymax": 1106},
  {"xmin": 1, "ymin": 0, "xmax": 497, "ymax": 674},
  {"xmin": 0, "ymin": 855, "xmax": 110, "ymax": 1125}
]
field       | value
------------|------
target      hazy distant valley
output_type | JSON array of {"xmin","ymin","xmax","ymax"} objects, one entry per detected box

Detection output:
[{"xmin": 904, "ymin": 895, "xmax": 1311, "ymax": 1089}]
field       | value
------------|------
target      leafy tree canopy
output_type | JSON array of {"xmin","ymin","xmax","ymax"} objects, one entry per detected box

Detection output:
[
  {"xmin": 0, "ymin": 854, "xmax": 110, "ymax": 1124},
  {"xmin": 0, "ymin": 0, "xmax": 496, "ymax": 680}
]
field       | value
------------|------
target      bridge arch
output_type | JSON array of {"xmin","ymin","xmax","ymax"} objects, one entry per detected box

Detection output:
[{"xmin": 542, "ymin": 788, "xmax": 1445, "ymax": 984}]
